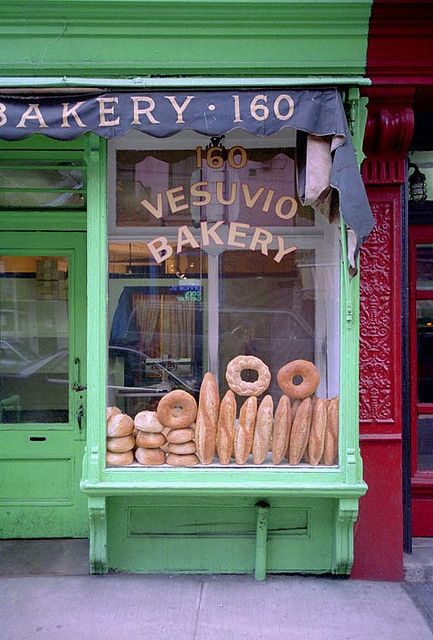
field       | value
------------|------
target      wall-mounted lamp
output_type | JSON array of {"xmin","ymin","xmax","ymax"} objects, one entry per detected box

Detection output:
[{"xmin": 409, "ymin": 162, "xmax": 427, "ymax": 203}]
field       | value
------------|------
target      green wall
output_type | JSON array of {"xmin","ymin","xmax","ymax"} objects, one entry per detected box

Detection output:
[{"xmin": 0, "ymin": 1, "xmax": 372, "ymax": 79}]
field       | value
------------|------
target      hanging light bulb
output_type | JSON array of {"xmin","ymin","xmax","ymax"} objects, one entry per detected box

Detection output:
[{"xmin": 409, "ymin": 163, "xmax": 427, "ymax": 203}]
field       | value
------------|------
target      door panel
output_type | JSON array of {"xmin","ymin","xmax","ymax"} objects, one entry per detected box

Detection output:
[
  {"xmin": 0, "ymin": 232, "xmax": 87, "ymax": 538},
  {"xmin": 409, "ymin": 227, "xmax": 433, "ymax": 536}
]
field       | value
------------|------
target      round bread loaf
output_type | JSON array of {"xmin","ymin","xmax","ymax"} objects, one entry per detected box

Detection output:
[
  {"xmin": 288, "ymin": 397, "xmax": 312, "ymax": 465},
  {"xmin": 156, "ymin": 390, "xmax": 197, "ymax": 430},
  {"xmin": 106, "ymin": 406, "xmax": 122, "ymax": 421},
  {"xmin": 166, "ymin": 453, "xmax": 199, "ymax": 466},
  {"xmin": 166, "ymin": 427, "xmax": 195, "ymax": 444},
  {"xmin": 226, "ymin": 355, "xmax": 271, "ymax": 397},
  {"xmin": 234, "ymin": 396, "xmax": 257, "ymax": 464},
  {"xmin": 277, "ymin": 360, "xmax": 320, "ymax": 400},
  {"xmin": 272, "ymin": 395, "xmax": 291, "ymax": 464},
  {"xmin": 195, "ymin": 373, "xmax": 220, "ymax": 465},
  {"xmin": 323, "ymin": 397, "xmax": 339, "ymax": 465},
  {"xmin": 135, "ymin": 447, "xmax": 166, "ymax": 466},
  {"xmin": 253, "ymin": 395, "xmax": 274, "ymax": 464},
  {"xmin": 106, "ymin": 450, "xmax": 134, "ymax": 466},
  {"xmin": 106, "ymin": 413, "xmax": 134, "ymax": 437},
  {"xmin": 216, "ymin": 390, "xmax": 237, "ymax": 465},
  {"xmin": 308, "ymin": 398, "xmax": 327, "ymax": 465},
  {"xmin": 167, "ymin": 441, "xmax": 196, "ymax": 454},
  {"xmin": 106, "ymin": 434, "xmax": 135, "ymax": 453},
  {"xmin": 134, "ymin": 410, "xmax": 164, "ymax": 433},
  {"xmin": 135, "ymin": 431, "xmax": 166, "ymax": 448}
]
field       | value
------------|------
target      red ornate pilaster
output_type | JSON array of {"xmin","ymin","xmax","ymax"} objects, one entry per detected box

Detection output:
[{"xmin": 352, "ymin": 87, "xmax": 414, "ymax": 582}]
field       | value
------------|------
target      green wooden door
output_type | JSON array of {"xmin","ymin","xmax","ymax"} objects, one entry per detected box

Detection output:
[{"xmin": 0, "ymin": 231, "xmax": 88, "ymax": 538}]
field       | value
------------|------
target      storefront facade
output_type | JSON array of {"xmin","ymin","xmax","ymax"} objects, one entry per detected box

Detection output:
[{"xmin": 2, "ymin": 0, "xmax": 423, "ymax": 579}]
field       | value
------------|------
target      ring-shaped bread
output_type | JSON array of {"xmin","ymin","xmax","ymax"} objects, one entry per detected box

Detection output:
[
  {"xmin": 225, "ymin": 355, "xmax": 271, "ymax": 397},
  {"xmin": 277, "ymin": 359, "xmax": 320, "ymax": 400},
  {"xmin": 156, "ymin": 389, "xmax": 197, "ymax": 430}
]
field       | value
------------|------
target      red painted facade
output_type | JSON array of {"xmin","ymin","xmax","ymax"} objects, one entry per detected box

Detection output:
[{"xmin": 354, "ymin": 0, "xmax": 433, "ymax": 580}]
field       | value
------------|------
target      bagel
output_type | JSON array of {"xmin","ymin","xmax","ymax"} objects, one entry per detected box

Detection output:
[
  {"xmin": 277, "ymin": 360, "xmax": 320, "ymax": 400},
  {"xmin": 135, "ymin": 431, "xmax": 166, "ymax": 448},
  {"xmin": 134, "ymin": 410, "xmax": 164, "ymax": 433},
  {"xmin": 166, "ymin": 453, "xmax": 199, "ymax": 466},
  {"xmin": 135, "ymin": 447, "xmax": 166, "ymax": 466},
  {"xmin": 156, "ymin": 390, "xmax": 197, "ymax": 430},
  {"xmin": 106, "ymin": 450, "xmax": 134, "ymax": 466},
  {"xmin": 106, "ymin": 406, "xmax": 122, "ymax": 421},
  {"xmin": 106, "ymin": 413, "xmax": 134, "ymax": 438},
  {"xmin": 106, "ymin": 434, "xmax": 135, "ymax": 453},
  {"xmin": 226, "ymin": 355, "xmax": 271, "ymax": 397},
  {"xmin": 166, "ymin": 427, "xmax": 195, "ymax": 444}
]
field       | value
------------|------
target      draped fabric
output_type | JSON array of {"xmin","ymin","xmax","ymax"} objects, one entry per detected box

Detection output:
[
  {"xmin": 132, "ymin": 294, "xmax": 160, "ymax": 356},
  {"xmin": 161, "ymin": 297, "xmax": 195, "ymax": 360},
  {"xmin": 0, "ymin": 89, "xmax": 374, "ymax": 255}
]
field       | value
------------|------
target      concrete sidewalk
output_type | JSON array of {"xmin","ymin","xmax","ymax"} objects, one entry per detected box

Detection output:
[{"xmin": 1, "ymin": 573, "xmax": 432, "ymax": 640}]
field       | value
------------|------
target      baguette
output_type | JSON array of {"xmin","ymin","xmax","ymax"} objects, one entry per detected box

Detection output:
[
  {"xmin": 216, "ymin": 390, "xmax": 237, "ymax": 465},
  {"xmin": 288, "ymin": 397, "xmax": 312, "ymax": 465},
  {"xmin": 253, "ymin": 395, "xmax": 274, "ymax": 464},
  {"xmin": 285, "ymin": 399, "xmax": 301, "ymax": 458},
  {"xmin": 272, "ymin": 395, "xmax": 291, "ymax": 464},
  {"xmin": 234, "ymin": 396, "xmax": 257, "ymax": 464},
  {"xmin": 195, "ymin": 372, "xmax": 220, "ymax": 464},
  {"xmin": 308, "ymin": 398, "xmax": 327, "ymax": 465},
  {"xmin": 323, "ymin": 397, "xmax": 339, "ymax": 465}
]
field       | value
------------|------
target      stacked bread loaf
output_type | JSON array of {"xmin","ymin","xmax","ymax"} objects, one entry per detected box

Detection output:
[
  {"xmin": 106, "ymin": 407, "xmax": 135, "ymax": 466},
  {"xmin": 134, "ymin": 411, "xmax": 166, "ymax": 465},
  {"xmin": 156, "ymin": 389, "xmax": 199, "ymax": 466}
]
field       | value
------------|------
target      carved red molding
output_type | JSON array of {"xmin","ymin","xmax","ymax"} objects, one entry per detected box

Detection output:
[
  {"xmin": 361, "ymin": 87, "xmax": 415, "ymax": 184},
  {"xmin": 359, "ymin": 186, "xmax": 402, "ymax": 433}
]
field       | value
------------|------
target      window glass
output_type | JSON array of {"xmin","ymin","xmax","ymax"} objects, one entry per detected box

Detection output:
[
  {"xmin": 0, "ymin": 255, "xmax": 69, "ymax": 423},
  {"xmin": 107, "ymin": 132, "xmax": 340, "ymax": 468}
]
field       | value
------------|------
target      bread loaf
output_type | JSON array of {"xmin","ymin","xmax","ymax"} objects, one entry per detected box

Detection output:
[
  {"xmin": 195, "ymin": 372, "xmax": 220, "ymax": 464},
  {"xmin": 288, "ymin": 397, "xmax": 312, "ymax": 465},
  {"xmin": 272, "ymin": 395, "xmax": 291, "ymax": 464},
  {"xmin": 106, "ymin": 434, "xmax": 135, "ymax": 453},
  {"xmin": 168, "ymin": 441, "xmax": 196, "ymax": 454},
  {"xmin": 106, "ymin": 450, "xmax": 134, "ymax": 466},
  {"xmin": 166, "ymin": 453, "xmax": 199, "ymax": 466},
  {"xmin": 106, "ymin": 413, "xmax": 134, "ymax": 437},
  {"xmin": 234, "ymin": 396, "xmax": 257, "ymax": 464},
  {"xmin": 166, "ymin": 427, "xmax": 195, "ymax": 444},
  {"xmin": 216, "ymin": 390, "xmax": 236, "ymax": 465},
  {"xmin": 323, "ymin": 397, "xmax": 339, "ymax": 465},
  {"xmin": 285, "ymin": 399, "xmax": 301, "ymax": 458},
  {"xmin": 135, "ymin": 431, "xmax": 166, "ymax": 449},
  {"xmin": 134, "ymin": 410, "xmax": 164, "ymax": 433},
  {"xmin": 135, "ymin": 447, "xmax": 166, "ymax": 465},
  {"xmin": 106, "ymin": 406, "xmax": 122, "ymax": 421},
  {"xmin": 308, "ymin": 398, "xmax": 327, "ymax": 465},
  {"xmin": 252, "ymin": 395, "xmax": 274, "ymax": 464}
]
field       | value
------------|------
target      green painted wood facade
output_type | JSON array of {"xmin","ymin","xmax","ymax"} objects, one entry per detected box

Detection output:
[{"xmin": 0, "ymin": 0, "xmax": 372, "ymax": 576}]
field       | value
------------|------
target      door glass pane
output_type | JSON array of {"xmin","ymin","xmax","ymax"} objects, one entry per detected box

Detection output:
[
  {"xmin": 416, "ymin": 245, "xmax": 433, "ymax": 289},
  {"xmin": 0, "ymin": 255, "xmax": 69, "ymax": 423},
  {"xmin": 418, "ymin": 414, "xmax": 433, "ymax": 471},
  {"xmin": 417, "ymin": 300, "xmax": 433, "ymax": 402}
]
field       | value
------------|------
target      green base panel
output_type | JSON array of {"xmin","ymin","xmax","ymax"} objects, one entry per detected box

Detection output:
[{"xmin": 107, "ymin": 496, "xmax": 335, "ymax": 574}]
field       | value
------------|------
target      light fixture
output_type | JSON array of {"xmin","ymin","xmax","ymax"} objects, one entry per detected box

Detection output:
[{"xmin": 409, "ymin": 162, "xmax": 427, "ymax": 203}]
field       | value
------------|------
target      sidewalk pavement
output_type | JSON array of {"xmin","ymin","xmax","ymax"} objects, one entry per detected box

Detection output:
[{"xmin": 0, "ymin": 541, "xmax": 432, "ymax": 640}]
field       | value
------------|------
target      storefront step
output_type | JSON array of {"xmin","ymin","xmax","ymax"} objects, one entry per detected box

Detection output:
[{"xmin": 0, "ymin": 539, "xmax": 89, "ymax": 577}]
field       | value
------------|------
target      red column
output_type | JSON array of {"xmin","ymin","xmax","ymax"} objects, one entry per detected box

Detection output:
[{"xmin": 351, "ymin": 87, "xmax": 414, "ymax": 581}]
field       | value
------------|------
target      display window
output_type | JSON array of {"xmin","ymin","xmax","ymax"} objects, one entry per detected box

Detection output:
[{"xmin": 106, "ymin": 130, "xmax": 340, "ymax": 468}]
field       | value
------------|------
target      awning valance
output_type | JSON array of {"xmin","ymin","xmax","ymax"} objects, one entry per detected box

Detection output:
[{"xmin": 0, "ymin": 89, "xmax": 374, "ymax": 257}]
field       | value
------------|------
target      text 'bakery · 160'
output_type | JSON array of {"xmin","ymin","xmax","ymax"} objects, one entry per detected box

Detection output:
[{"xmin": 106, "ymin": 356, "xmax": 339, "ymax": 468}]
